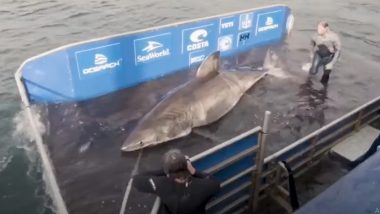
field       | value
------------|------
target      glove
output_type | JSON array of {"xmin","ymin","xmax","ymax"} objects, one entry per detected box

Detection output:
[{"xmin": 325, "ymin": 62, "xmax": 333, "ymax": 70}]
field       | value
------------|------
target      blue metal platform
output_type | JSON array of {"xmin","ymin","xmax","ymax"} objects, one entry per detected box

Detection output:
[{"xmin": 14, "ymin": 5, "xmax": 294, "ymax": 213}]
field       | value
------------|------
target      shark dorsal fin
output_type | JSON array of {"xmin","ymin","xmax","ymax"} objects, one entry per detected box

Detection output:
[{"xmin": 196, "ymin": 51, "xmax": 220, "ymax": 78}]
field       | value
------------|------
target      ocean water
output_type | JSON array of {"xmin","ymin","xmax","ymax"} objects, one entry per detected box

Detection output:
[{"xmin": 0, "ymin": 0, "xmax": 380, "ymax": 213}]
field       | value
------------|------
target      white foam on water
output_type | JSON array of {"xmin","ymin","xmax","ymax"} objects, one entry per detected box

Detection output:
[
  {"xmin": 79, "ymin": 140, "xmax": 92, "ymax": 153},
  {"xmin": 0, "ymin": 154, "xmax": 13, "ymax": 173},
  {"xmin": 38, "ymin": 173, "xmax": 57, "ymax": 214},
  {"xmin": 12, "ymin": 105, "xmax": 47, "ymax": 164},
  {"xmin": 13, "ymin": 105, "xmax": 47, "ymax": 144},
  {"xmin": 11, "ymin": 105, "xmax": 57, "ymax": 214}
]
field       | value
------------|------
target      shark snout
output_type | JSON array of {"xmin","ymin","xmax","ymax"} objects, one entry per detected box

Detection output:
[{"xmin": 121, "ymin": 140, "xmax": 145, "ymax": 152}]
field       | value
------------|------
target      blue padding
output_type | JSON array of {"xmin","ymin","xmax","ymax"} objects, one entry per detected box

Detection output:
[
  {"xmin": 188, "ymin": 131, "xmax": 259, "ymax": 213},
  {"xmin": 193, "ymin": 134, "xmax": 258, "ymax": 171},
  {"xmin": 213, "ymin": 155, "xmax": 255, "ymax": 182},
  {"xmin": 208, "ymin": 187, "xmax": 250, "ymax": 213},
  {"xmin": 20, "ymin": 5, "xmax": 291, "ymax": 103},
  {"xmin": 216, "ymin": 174, "xmax": 252, "ymax": 197},
  {"xmin": 22, "ymin": 51, "xmax": 74, "ymax": 102}
]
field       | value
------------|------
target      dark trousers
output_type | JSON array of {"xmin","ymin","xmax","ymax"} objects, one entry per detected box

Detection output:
[
  {"xmin": 309, "ymin": 45, "xmax": 334, "ymax": 85},
  {"xmin": 321, "ymin": 69, "xmax": 331, "ymax": 85}
]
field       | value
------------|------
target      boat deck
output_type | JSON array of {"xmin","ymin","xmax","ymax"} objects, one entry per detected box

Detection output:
[
  {"xmin": 295, "ymin": 147, "xmax": 380, "ymax": 214},
  {"xmin": 331, "ymin": 125, "xmax": 380, "ymax": 162}
]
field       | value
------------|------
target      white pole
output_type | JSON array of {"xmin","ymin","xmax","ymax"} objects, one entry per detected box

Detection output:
[
  {"xmin": 263, "ymin": 111, "xmax": 271, "ymax": 135},
  {"xmin": 150, "ymin": 198, "xmax": 161, "ymax": 214},
  {"xmin": 119, "ymin": 149, "xmax": 143, "ymax": 214},
  {"xmin": 252, "ymin": 111, "xmax": 271, "ymax": 211}
]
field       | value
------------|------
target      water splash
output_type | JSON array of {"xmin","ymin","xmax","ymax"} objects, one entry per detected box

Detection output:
[
  {"xmin": 13, "ymin": 105, "xmax": 47, "ymax": 144},
  {"xmin": 0, "ymin": 154, "xmax": 13, "ymax": 173},
  {"xmin": 79, "ymin": 140, "xmax": 92, "ymax": 153},
  {"xmin": 12, "ymin": 105, "xmax": 47, "ymax": 166},
  {"xmin": 11, "ymin": 105, "xmax": 56, "ymax": 214}
]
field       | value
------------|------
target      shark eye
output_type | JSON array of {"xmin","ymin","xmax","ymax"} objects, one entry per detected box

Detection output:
[{"xmin": 139, "ymin": 141, "xmax": 144, "ymax": 148}]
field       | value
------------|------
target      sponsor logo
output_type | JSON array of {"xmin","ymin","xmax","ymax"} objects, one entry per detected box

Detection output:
[
  {"xmin": 221, "ymin": 21, "xmax": 234, "ymax": 29},
  {"xmin": 237, "ymin": 31, "xmax": 251, "ymax": 47},
  {"xmin": 142, "ymin": 41, "xmax": 163, "ymax": 52},
  {"xmin": 134, "ymin": 33, "xmax": 171, "ymax": 64},
  {"xmin": 219, "ymin": 16, "xmax": 235, "ymax": 34},
  {"xmin": 75, "ymin": 43, "xmax": 123, "ymax": 78},
  {"xmin": 218, "ymin": 35, "xmax": 233, "ymax": 52},
  {"xmin": 239, "ymin": 32, "xmax": 250, "ymax": 41},
  {"xmin": 266, "ymin": 17, "xmax": 274, "ymax": 26},
  {"xmin": 83, "ymin": 54, "xmax": 122, "ymax": 75},
  {"xmin": 189, "ymin": 50, "xmax": 209, "ymax": 66},
  {"xmin": 137, "ymin": 41, "xmax": 170, "ymax": 63},
  {"xmin": 75, "ymin": 43, "xmax": 123, "ymax": 77},
  {"xmin": 187, "ymin": 29, "xmax": 209, "ymax": 52},
  {"xmin": 182, "ymin": 25, "xmax": 213, "ymax": 53},
  {"xmin": 258, "ymin": 16, "xmax": 279, "ymax": 33},
  {"xmin": 190, "ymin": 29, "xmax": 208, "ymax": 43},
  {"xmin": 190, "ymin": 54, "xmax": 205, "ymax": 64},
  {"xmin": 94, "ymin": 54, "xmax": 107, "ymax": 65},
  {"xmin": 239, "ymin": 13, "xmax": 253, "ymax": 30}
]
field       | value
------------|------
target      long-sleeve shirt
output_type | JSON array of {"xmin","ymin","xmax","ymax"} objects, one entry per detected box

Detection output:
[
  {"xmin": 311, "ymin": 30, "xmax": 341, "ymax": 68},
  {"xmin": 133, "ymin": 169, "xmax": 220, "ymax": 214}
]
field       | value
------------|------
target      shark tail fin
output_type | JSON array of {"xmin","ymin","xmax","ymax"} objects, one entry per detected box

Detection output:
[{"xmin": 196, "ymin": 51, "xmax": 220, "ymax": 79}]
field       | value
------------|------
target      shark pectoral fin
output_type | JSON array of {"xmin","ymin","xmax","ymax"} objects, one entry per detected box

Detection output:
[{"xmin": 196, "ymin": 51, "xmax": 221, "ymax": 79}]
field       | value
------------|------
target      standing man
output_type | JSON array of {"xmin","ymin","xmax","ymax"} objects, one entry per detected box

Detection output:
[
  {"xmin": 309, "ymin": 21, "xmax": 341, "ymax": 85},
  {"xmin": 133, "ymin": 149, "xmax": 220, "ymax": 214}
]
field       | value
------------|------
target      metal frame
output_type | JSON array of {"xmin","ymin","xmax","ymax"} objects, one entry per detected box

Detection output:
[
  {"xmin": 150, "ymin": 112, "xmax": 271, "ymax": 214},
  {"xmin": 16, "ymin": 60, "xmax": 380, "ymax": 214},
  {"xmin": 149, "ymin": 95, "xmax": 380, "ymax": 213},
  {"xmin": 251, "ymin": 111, "xmax": 271, "ymax": 211},
  {"xmin": 14, "ymin": 6, "xmax": 377, "ymax": 210},
  {"xmin": 259, "ymin": 95, "xmax": 380, "ymax": 212},
  {"xmin": 265, "ymin": 96, "xmax": 380, "ymax": 164},
  {"xmin": 14, "ymin": 5, "xmax": 287, "ymax": 213},
  {"xmin": 16, "ymin": 66, "xmax": 266, "ymax": 214}
]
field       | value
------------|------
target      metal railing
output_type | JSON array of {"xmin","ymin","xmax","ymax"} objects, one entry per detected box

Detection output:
[
  {"xmin": 151, "ymin": 111, "xmax": 272, "ymax": 214},
  {"xmin": 260, "ymin": 95, "xmax": 380, "ymax": 212},
  {"xmin": 150, "ymin": 96, "xmax": 380, "ymax": 213}
]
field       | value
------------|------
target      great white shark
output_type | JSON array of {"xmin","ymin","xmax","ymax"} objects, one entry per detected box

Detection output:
[{"xmin": 121, "ymin": 51, "xmax": 267, "ymax": 151}]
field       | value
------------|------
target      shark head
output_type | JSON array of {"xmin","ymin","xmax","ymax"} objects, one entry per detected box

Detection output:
[{"xmin": 121, "ymin": 114, "xmax": 192, "ymax": 152}]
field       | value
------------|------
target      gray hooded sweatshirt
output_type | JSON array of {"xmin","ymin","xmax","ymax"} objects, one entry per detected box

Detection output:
[{"xmin": 311, "ymin": 30, "xmax": 341, "ymax": 69}]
